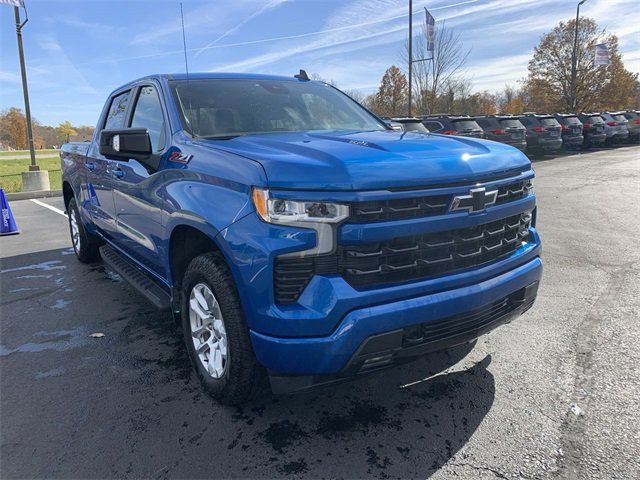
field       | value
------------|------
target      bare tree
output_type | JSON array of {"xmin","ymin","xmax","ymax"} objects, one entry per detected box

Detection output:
[
  {"xmin": 342, "ymin": 89, "xmax": 367, "ymax": 105},
  {"xmin": 402, "ymin": 19, "xmax": 470, "ymax": 115},
  {"xmin": 309, "ymin": 73, "xmax": 338, "ymax": 86}
]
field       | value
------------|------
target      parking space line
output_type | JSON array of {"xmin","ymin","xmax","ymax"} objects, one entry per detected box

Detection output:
[{"xmin": 30, "ymin": 199, "xmax": 66, "ymax": 217}]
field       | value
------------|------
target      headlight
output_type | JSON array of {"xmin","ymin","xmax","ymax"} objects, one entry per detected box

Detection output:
[
  {"xmin": 252, "ymin": 188, "xmax": 349, "ymax": 257},
  {"xmin": 524, "ymin": 179, "xmax": 534, "ymax": 195},
  {"xmin": 252, "ymin": 188, "xmax": 349, "ymax": 225}
]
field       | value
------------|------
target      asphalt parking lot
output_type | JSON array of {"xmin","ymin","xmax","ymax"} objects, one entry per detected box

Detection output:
[{"xmin": 1, "ymin": 146, "xmax": 639, "ymax": 479}]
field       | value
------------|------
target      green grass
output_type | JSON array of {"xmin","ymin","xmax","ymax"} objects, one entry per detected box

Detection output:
[
  {"xmin": 0, "ymin": 156, "xmax": 62, "ymax": 193},
  {"xmin": 0, "ymin": 149, "xmax": 58, "ymax": 157}
]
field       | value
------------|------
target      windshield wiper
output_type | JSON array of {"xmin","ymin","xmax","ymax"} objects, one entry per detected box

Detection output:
[{"xmin": 202, "ymin": 134, "xmax": 244, "ymax": 140}]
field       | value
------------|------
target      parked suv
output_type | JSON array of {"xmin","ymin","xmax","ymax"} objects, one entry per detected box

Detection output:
[
  {"xmin": 621, "ymin": 110, "xmax": 640, "ymax": 143},
  {"xmin": 60, "ymin": 73, "xmax": 541, "ymax": 404},
  {"xmin": 553, "ymin": 114, "xmax": 584, "ymax": 149},
  {"xmin": 390, "ymin": 117, "xmax": 430, "ymax": 133},
  {"xmin": 577, "ymin": 113, "xmax": 607, "ymax": 148},
  {"xmin": 518, "ymin": 114, "xmax": 563, "ymax": 154},
  {"xmin": 474, "ymin": 116, "xmax": 526, "ymax": 151},
  {"xmin": 422, "ymin": 115, "xmax": 484, "ymax": 138},
  {"xmin": 601, "ymin": 112, "xmax": 630, "ymax": 145}
]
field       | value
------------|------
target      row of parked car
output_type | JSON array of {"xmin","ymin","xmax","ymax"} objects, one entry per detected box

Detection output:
[{"xmin": 384, "ymin": 111, "xmax": 639, "ymax": 154}]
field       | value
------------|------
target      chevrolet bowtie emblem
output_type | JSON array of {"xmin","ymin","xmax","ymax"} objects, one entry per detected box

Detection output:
[{"xmin": 450, "ymin": 187, "xmax": 498, "ymax": 213}]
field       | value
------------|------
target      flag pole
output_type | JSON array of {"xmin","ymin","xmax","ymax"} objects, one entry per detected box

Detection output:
[{"xmin": 14, "ymin": 5, "xmax": 37, "ymax": 170}]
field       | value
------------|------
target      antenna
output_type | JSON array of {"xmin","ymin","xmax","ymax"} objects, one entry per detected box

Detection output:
[
  {"xmin": 180, "ymin": 3, "xmax": 189, "ymax": 79},
  {"xmin": 179, "ymin": 2, "xmax": 195, "ymax": 138}
]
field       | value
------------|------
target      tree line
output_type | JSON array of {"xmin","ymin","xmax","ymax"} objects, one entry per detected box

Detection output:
[
  {"xmin": 348, "ymin": 17, "xmax": 638, "ymax": 118},
  {"xmin": 0, "ymin": 108, "xmax": 94, "ymax": 150}
]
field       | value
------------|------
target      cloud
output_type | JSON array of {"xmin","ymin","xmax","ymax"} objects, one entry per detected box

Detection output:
[
  {"xmin": 0, "ymin": 71, "xmax": 20, "ymax": 84},
  {"xmin": 194, "ymin": 0, "xmax": 289, "ymax": 57}
]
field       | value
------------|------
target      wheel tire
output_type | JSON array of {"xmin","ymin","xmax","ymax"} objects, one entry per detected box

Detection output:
[
  {"xmin": 181, "ymin": 252, "xmax": 264, "ymax": 405},
  {"xmin": 68, "ymin": 197, "xmax": 100, "ymax": 263}
]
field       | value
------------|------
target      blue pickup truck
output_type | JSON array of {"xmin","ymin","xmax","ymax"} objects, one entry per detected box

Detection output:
[{"xmin": 61, "ymin": 72, "xmax": 542, "ymax": 404}]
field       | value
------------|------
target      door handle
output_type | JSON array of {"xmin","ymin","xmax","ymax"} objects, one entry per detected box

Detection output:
[
  {"xmin": 111, "ymin": 167, "xmax": 124, "ymax": 178},
  {"xmin": 86, "ymin": 162, "xmax": 96, "ymax": 171}
]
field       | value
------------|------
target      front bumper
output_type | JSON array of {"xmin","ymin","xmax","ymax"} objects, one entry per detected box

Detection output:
[
  {"xmin": 251, "ymin": 254, "xmax": 542, "ymax": 376},
  {"xmin": 562, "ymin": 135, "xmax": 584, "ymax": 147},
  {"xmin": 269, "ymin": 279, "xmax": 539, "ymax": 393}
]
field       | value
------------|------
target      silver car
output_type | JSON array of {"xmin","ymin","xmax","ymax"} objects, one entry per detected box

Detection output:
[{"xmin": 600, "ymin": 112, "xmax": 630, "ymax": 145}]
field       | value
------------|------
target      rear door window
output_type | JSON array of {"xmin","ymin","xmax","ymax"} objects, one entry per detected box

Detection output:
[
  {"xmin": 452, "ymin": 119, "xmax": 481, "ymax": 130},
  {"xmin": 540, "ymin": 117, "xmax": 560, "ymax": 127},
  {"xmin": 499, "ymin": 118, "xmax": 524, "ymax": 128},
  {"xmin": 104, "ymin": 90, "xmax": 131, "ymax": 130},
  {"xmin": 424, "ymin": 121, "xmax": 443, "ymax": 132},
  {"xmin": 561, "ymin": 116, "xmax": 581, "ymax": 125},
  {"xmin": 476, "ymin": 118, "xmax": 499, "ymax": 129}
]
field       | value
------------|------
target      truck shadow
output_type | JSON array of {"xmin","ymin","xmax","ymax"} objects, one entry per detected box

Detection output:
[{"xmin": 1, "ymin": 247, "xmax": 496, "ymax": 479}]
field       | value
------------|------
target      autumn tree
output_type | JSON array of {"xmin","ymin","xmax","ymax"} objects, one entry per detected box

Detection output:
[
  {"xmin": 0, "ymin": 107, "xmax": 28, "ymax": 150},
  {"xmin": 524, "ymin": 17, "xmax": 638, "ymax": 112},
  {"xmin": 370, "ymin": 65, "xmax": 408, "ymax": 117},
  {"xmin": 57, "ymin": 121, "xmax": 77, "ymax": 144},
  {"xmin": 497, "ymin": 85, "xmax": 526, "ymax": 115}
]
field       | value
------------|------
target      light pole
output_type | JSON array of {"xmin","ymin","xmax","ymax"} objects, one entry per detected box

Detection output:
[
  {"xmin": 569, "ymin": 0, "xmax": 588, "ymax": 112},
  {"xmin": 408, "ymin": 0, "xmax": 413, "ymax": 117},
  {"xmin": 13, "ymin": 5, "xmax": 37, "ymax": 170}
]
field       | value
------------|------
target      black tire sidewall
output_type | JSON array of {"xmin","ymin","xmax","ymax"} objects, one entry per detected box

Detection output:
[
  {"xmin": 180, "ymin": 253, "xmax": 260, "ymax": 403},
  {"xmin": 68, "ymin": 198, "xmax": 98, "ymax": 263}
]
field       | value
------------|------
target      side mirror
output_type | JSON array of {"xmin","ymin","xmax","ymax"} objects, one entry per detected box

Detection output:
[{"xmin": 99, "ymin": 128, "xmax": 151, "ymax": 161}]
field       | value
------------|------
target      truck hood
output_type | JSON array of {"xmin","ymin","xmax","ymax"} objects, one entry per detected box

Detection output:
[{"xmin": 200, "ymin": 130, "xmax": 531, "ymax": 190}]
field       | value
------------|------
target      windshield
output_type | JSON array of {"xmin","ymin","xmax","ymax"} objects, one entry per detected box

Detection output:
[{"xmin": 169, "ymin": 79, "xmax": 386, "ymax": 138}]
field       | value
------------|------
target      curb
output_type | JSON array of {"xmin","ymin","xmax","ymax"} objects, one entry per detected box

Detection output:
[{"xmin": 6, "ymin": 189, "xmax": 63, "ymax": 201}]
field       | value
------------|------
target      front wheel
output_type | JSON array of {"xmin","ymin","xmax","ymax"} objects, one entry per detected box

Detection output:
[
  {"xmin": 181, "ymin": 253, "xmax": 264, "ymax": 404},
  {"xmin": 68, "ymin": 197, "xmax": 100, "ymax": 263}
]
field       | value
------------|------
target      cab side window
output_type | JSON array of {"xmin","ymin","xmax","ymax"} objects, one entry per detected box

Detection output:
[
  {"xmin": 104, "ymin": 91, "xmax": 131, "ymax": 130},
  {"xmin": 130, "ymin": 86, "xmax": 166, "ymax": 152}
]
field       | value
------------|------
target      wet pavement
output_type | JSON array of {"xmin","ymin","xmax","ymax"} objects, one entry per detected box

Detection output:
[{"xmin": 1, "ymin": 146, "xmax": 639, "ymax": 479}]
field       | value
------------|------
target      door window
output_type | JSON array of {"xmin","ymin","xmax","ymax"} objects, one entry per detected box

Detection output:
[
  {"xmin": 130, "ymin": 86, "xmax": 166, "ymax": 152},
  {"xmin": 104, "ymin": 91, "xmax": 131, "ymax": 129}
]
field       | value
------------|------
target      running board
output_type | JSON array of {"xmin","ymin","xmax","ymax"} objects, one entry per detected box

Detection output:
[{"xmin": 99, "ymin": 245, "xmax": 171, "ymax": 310}]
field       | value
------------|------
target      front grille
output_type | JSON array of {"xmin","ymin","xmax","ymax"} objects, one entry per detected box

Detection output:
[
  {"xmin": 495, "ymin": 180, "xmax": 532, "ymax": 205},
  {"xmin": 340, "ymin": 212, "xmax": 531, "ymax": 289},
  {"xmin": 274, "ymin": 212, "xmax": 532, "ymax": 303},
  {"xmin": 349, "ymin": 194, "xmax": 449, "ymax": 222}
]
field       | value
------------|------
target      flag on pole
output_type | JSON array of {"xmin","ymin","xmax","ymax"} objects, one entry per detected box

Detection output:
[
  {"xmin": 594, "ymin": 43, "xmax": 610, "ymax": 66},
  {"xmin": 425, "ymin": 8, "xmax": 435, "ymax": 58},
  {"xmin": 0, "ymin": 0, "xmax": 25, "ymax": 7}
]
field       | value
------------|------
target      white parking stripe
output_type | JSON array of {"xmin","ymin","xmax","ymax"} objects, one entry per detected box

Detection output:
[{"xmin": 30, "ymin": 199, "xmax": 67, "ymax": 217}]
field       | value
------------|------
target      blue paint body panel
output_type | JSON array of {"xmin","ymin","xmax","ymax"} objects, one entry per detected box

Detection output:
[{"xmin": 60, "ymin": 73, "xmax": 542, "ymax": 377}]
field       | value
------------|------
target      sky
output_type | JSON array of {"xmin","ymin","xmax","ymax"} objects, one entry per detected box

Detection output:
[{"xmin": 1, "ymin": 0, "xmax": 638, "ymax": 127}]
